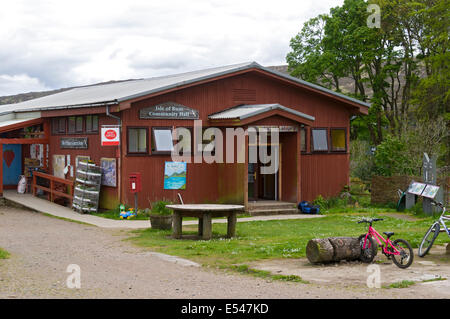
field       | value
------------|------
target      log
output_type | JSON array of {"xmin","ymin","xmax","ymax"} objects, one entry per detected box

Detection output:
[{"xmin": 306, "ymin": 237, "xmax": 361, "ymax": 264}]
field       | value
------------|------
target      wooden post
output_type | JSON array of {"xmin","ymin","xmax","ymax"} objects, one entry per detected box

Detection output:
[
  {"xmin": 227, "ymin": 211, "xmax": 237, "ymax": 238},
  {"xmin": 32, "ymin": 173, "xmax": 37, "ymax": 196},
  {"xmin": 172, "ymin": 211, "xmax": 182, "ymax": 239},
  {"xmin": 202, "ymin": 212, "xmax": 212, "ymax": 240},
  {"xmin": 50, "ymin": 179, "xmax": 54, "ymax": 202}
]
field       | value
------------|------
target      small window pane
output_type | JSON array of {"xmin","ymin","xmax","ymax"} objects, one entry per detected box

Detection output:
[
  {"xmin": 86, "ymin": 116, "xmax": 92, "ymax": 132},
  {"xmin": 312, "ymin": 129, "xmax": 328, "ymax": 151},
  {"xmin": 52, "ymin": 118, "xmax": 59, "ymax": 134},
  {"xmin": 153, "ymin": 129, "xmax": 174, "ymax": 152},
  {"xmin": 128, "ymin": 128, "xmax": 147, "ymax": 153},
  {"xmin": 76, "ymin": 117, "xmax": 83, "ymax": 132},
  {"xmin": 68, "ymin": 117, "xmax": 76, "ymax": 133},
  {"xmin": 92, "ymin": 115, "xmax": 98, "ymax": 131},
  {"xmin": 58, "ymin": 118, "xmax": 66, "ymax": 133},
  {"xmin": 331, "ymin": 129, "xmax": 346, "ymax": 151},
  {"xmin": 86, "ymin": 115, "xmax": 99, "ymax": 132}
]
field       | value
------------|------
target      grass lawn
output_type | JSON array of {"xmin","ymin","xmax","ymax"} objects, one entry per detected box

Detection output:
[
  {"xmin": 127, "ymin": 211, "xmax": 449, "ymax": 269},
  {"xmin": 0, "ymin": 247, "xmax": 10, "ymax": 259}
]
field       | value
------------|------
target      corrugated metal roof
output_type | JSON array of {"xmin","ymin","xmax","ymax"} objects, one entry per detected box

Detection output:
[
  {"xmin": 0, "ymin": 61, "xmax": 370, "ymax": 116},
  {"xmin": 208, "ymin": 104, "xmax": 315, "ymax": 122}
]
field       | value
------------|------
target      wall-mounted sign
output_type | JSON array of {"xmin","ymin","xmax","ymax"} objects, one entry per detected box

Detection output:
[
  {"xmin": 60, "ymin": 137, "xmax": 88, "ymax": 149},
  {"xmin": 249, "ymin": 125, "xmax": 298, "ymax": 132},
  {"xmin": 101, "ymin": 126, "xmax": 120, "ymax": 146},
  {"xmin": 139, "ymin": 102, "xmax": 199, "ymax": 120},
  {"xmin": 164, "ymin": 161, "xmax": 187, "ymax": 190}
]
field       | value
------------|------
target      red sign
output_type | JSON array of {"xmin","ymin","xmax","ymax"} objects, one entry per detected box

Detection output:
[{"xmin": 101, "ymin": 127, "xmax": 120, "ymax": 146}]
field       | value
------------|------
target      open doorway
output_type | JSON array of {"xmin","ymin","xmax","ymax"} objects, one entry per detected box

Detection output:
[{"xmin": 248, "ymin": 144, "xmax": 281, "ymax": 201}]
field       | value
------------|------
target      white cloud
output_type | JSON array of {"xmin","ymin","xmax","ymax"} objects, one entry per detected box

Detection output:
[
  {"xmin": 0, "ymin": 0, "xmax": 343, "ymax": 96},
  {"xmin": 0, "ymin": 74, "xmax": 52, "ymax": 96}
]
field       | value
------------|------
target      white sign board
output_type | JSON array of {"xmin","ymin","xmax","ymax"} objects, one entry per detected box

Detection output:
[{"xmin": 101, "ymin": 126, "xmax": 120, "ymax": 146}]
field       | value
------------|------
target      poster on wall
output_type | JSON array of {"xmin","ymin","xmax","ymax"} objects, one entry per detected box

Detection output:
[
  {"xmin": 164, "ymin": 161, "xmax": 187, "ymax": 190},
  {"xmin": 52, "ymin": 155, "xmax": 65, "ymax": 178},
  {"xmin": 100, "ymin": 158, "xmax": 117, "ymax": 187}
]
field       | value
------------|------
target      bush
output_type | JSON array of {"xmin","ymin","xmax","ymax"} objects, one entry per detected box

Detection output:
[
  {"xmin": 373, "ymin": 135, "xmax": 416, "ymax": 176},
  {"xmin": 150, "ymin": 200, "xmax": 173, "ymax": 216}
]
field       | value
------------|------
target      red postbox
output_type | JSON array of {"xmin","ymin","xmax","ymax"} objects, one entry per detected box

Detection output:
[{"xmin": 129, "ymin": 172, "xmax": 142, "ymax": 194}]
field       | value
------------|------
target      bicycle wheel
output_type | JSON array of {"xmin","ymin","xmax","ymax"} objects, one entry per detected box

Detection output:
[
  {"xmin": 391, "ymin": 238, "xmax": 414, "ymax": 269},
  {"xmin": 359, "ymin": 234, "xmax": 377, "ymax": 263},
  {"xmin": 418, "ymin": 223, "xmax": 440, "ymax": 257}
]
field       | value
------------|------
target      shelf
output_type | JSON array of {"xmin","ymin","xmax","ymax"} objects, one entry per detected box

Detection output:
[{"xmin": 72, "ymin": 161, "xmax": 102, "ymax": 214}]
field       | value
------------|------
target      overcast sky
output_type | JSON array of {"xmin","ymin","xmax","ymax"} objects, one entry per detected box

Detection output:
[{"xmin": 0, "ymin": 0, "xmax": 343, "ymax": 96}]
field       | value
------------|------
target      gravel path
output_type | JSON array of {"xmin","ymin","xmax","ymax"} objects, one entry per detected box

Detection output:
[{"xmin": 0, "ymin": 206, "xmax": 448, "ymax": 299}]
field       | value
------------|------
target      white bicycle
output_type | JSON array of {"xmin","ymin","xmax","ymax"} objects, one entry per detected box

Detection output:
[{"xmin": 418, "ymin": 201, "xmax": 450, "ymax": 257}]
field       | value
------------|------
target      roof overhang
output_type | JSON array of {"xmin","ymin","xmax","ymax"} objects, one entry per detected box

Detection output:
[{"xmin": 208, "ymin": 104, "xmax": 315, "ymax": 127}]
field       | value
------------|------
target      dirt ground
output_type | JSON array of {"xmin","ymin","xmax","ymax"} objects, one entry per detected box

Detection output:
[
  {"xmin": 0, "ymin": 206, "xmax": 449, "ymax": 299},
  {"xmin": 250, "ymin": 246, "xmax": 450, "ymax": 294}
]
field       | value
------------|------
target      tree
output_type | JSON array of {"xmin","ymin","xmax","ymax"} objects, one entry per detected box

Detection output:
[{"xmin": 286, "ymin": 0, "xmax": 448, "ymax": 148}]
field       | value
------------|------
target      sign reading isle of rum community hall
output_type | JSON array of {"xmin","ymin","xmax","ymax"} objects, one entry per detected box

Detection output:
[{"xmin": 139, "ymin": 102, "xmax": 199, "ymax": 120}]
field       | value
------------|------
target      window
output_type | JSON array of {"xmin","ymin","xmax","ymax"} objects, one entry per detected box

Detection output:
[
  {"xmin": 300, "ymin": 127, "xmax": 307, "ymax": 152},
  {"xmin": 128, "ymin": 128, "xmax": 148, "ymax": 154},
  {"xmin": 173, "ymin": 127, "xmax": 192, "ymax": 156},
  {"xmin": 86, "ymin": 115, "xmax": 99, "ymax": 132},
  {"xmin": 68, "ymin": 117, "xmax": 76, "ymax": 134},
  {"xmin": 311, "ymin": 128, "xmax": 328, "ymax": 152},
  {"xmin": 151, "ymin": 128, "xmax": 174, "ymax": 154},
  {"xmin": 75, "ymin": 116, "xmax": 83, "ymax": 132},
  {"xmin": 330, "ymin": 128, "xmax": 346, "ymax": 152},
  {"xmin": 58, "ymin": 118, "xmax": 66, "ymax": 133}
]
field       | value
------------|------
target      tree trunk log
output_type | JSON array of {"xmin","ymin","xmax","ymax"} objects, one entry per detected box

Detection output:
[{"xmin": 306, "ymin": 237, "xmax": 361, "ymax": 264}]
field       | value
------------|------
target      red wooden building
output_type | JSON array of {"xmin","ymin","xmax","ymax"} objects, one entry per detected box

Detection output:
[{"xmin": 0, "ymin": 62, "xmax": 369, "ymax": 211}]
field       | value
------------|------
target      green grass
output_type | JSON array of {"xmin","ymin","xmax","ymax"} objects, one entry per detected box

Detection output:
[
  {"xmin": 384, "ymin": 280, "xmax": 416, "ymax": 289},
  {"xmin": 127, "ymin": 212, "xmax": 449, "ymax": 270},
  {"xmin": 383, "ymin": 276, "xmax": 446, "ymax": 289},
  {"xmin": 0, "ymin": 247, "xmax": 10, "ymax": 259}
]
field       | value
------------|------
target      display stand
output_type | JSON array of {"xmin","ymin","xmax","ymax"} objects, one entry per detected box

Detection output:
[{"xmin": 72, "ymin": 160, "xmax": 102, "ymax": 214}]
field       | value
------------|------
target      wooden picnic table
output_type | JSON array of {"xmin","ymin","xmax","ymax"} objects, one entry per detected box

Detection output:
[{"xmin": 166, "ymin": 204, "xmax": 245, "ymax": 240}]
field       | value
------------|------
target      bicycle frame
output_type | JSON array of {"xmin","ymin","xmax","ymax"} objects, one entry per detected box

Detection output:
[
  {"xmin": 363, "ymin": 225, "xmax": 401, "ymax": 256},
  {"xmin": 438, "ymin": 214, "xmax": 450, "ymax": 237}
]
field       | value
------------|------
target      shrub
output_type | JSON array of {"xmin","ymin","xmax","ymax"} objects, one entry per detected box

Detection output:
[{"xmin": 150, "ymin": 200, "xmax": 173, "ymax": 216}]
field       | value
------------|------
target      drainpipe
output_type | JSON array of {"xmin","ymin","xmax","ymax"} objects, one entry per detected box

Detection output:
[{"xmin": 106, "ymin": 105, "xmax": 122, "ymax": 205}]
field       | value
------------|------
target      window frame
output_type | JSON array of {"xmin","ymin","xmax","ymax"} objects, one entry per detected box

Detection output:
[
  {"xmin": 85, "ymin": 115, "xmax": 99, "ymax": 133},
  {"xmin": 330, "ymin": 127, "xmax": 347, "ymax": 152},
  {"xmin": 151, "ymin": 127, "xmax": 174, "ymax": 155},
  {"xmin": 310, "ymin": 128, "xmax": 329, "ymax": 153},
  {"xmin": 127, "ymin": 126, "xmax": 149, "ymax": 155},
  {"xmin": 300, "ymin": 127, "xmax": 307, "ymax": 153}
]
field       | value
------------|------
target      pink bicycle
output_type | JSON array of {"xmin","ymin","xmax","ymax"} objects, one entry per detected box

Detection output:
[{"xmin": 358, "ymin": 218, "xmax": 414, "ymax": 269}]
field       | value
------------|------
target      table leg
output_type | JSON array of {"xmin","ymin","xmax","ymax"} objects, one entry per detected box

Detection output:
[
  {"xmin": 198, "ymin": 217, "xmax": 203, "ymax": 236},
  {"xmin": 227, "ymin": 211, "xmax": 237, "ymax": 238},
  {"xmin": 172, "ymin": 211, "xmax": 182, "ymax": 239},
  {"xmin": 202, "ymin": 213, "xmax": 212, "ymax": 240}
]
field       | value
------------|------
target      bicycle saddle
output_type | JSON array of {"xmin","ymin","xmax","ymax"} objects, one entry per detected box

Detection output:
[{"xmin": 383, "ymin": 232, "xmax": 394, "ymax": 238}]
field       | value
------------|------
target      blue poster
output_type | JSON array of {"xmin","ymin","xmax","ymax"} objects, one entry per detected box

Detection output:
[{"xmin": 164, "ymin": 162, "xmax": 186, "ymax": 190}]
